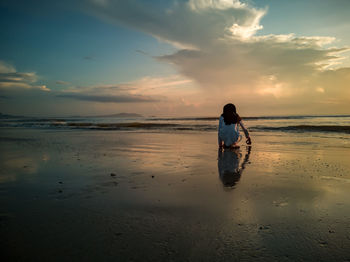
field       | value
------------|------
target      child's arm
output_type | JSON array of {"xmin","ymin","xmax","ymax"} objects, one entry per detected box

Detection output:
[
  {"xmin": 239, "ymin": 120, "xmax": 251, "ymax": 144},
  {"xmin": 218, "ymin": 138, "xmax": 223, "ymax": 147}
]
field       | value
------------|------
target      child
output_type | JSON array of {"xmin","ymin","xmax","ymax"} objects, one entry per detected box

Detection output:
[{"xmin": 218, "ymin": 103, "xmax": 251, "ymax": 148}]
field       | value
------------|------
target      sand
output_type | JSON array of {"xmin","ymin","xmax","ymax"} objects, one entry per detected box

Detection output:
[{"xmin": 1, "ymin": 128, "xmax": 350, "ymax": 261}]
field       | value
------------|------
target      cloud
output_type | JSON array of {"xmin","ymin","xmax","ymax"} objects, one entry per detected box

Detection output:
[
  {"xmin": 87, "ymin": 0, "xmax": 266, "ymax": 48},
  {"xmin": 50, "ymin": 75, "xmax": 199, "ymax": 115},
  {"xmin": 0, "ymin": 76, "xmax": 167, "ymax": 116},
  {"xmin": 85, "ymin": 0, "xmax": 350, "ymax": 114},
  {"xmin": 66, "ymin": 84, "xmax": 131, "ymax": 93},
  {"xmin": 56, "ymin": 80, "xmax": 71, "ymax": 85},
  {"xmin": 54, "ymin": 75, "xmax": 195, "ymax": 106},
  {"xmin": 118, "ymin": 75, "xmax": 194, "ymax": 93},
  {"xmin": 57, "ymin": 93, "xmax": 158, "ymax": 103},
  {"xmin": 0, "ymin": 61, "xmax": 50, "ymax": 91},
  {"xmin": 0, "ymin": 61, "xmax": 16, "ymax": 73}
]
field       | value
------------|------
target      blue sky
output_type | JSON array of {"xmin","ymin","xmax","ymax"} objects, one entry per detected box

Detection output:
[
  {"xmin": 0, "ymin": 1, "xmax": 176, "ymax": 86},
  {"xmin": 1, "ymin": 0, "xmax": 349, "ymax": 116}
]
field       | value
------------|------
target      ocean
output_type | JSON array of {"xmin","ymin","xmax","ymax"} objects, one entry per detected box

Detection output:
[{"xmin": 1, "ymin": 114, "xmax": 350, "ymax": 137}]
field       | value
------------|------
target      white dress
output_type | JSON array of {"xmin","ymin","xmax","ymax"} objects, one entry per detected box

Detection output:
[{"xmin": 218, "ymin": 116, "xmax": 249, "ymax": 146}]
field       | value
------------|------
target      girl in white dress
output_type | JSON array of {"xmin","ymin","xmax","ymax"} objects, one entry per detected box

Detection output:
[{"xmin": 218, "ymin": 103, "xmax": 251, "ymax": 148}]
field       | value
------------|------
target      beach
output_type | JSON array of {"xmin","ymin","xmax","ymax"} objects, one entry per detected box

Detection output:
[
  {"xmin": 3, "ymin": 0, "xmax": 350, "ymax": 260},
  {"xmin": 1, "ymin": 124, "xmax": 350, "ymax": 261}
]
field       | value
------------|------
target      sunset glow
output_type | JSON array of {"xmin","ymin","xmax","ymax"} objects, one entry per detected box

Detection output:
[{"xmin": 1, "ymin": 0, "xmax": 349, "ymax": 116}]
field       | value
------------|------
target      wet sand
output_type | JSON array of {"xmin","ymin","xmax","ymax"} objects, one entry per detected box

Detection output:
[{"xmin": 1, "ymin": 129, "xmax": 350, "ymax": 261}]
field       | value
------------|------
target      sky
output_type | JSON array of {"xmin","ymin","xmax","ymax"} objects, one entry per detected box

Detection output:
[{"xmin": 0, "ymin": 0, "xmax": 350, "ymax": 117}]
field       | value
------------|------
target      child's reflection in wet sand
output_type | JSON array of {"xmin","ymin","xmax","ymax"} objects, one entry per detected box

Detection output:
[{"xmin": 218, "ymin": 146, "xmax": 251, "ymax": 189}]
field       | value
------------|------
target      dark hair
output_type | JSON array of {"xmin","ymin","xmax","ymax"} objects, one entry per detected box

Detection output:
[{"xmin": 222, "ymin": 103, "xmax": 239, "ymax": 125}]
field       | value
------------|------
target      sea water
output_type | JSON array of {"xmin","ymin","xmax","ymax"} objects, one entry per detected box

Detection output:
[{"xmin": 1, "ymin": 114, "xmax": 350, "ymax": 138}]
